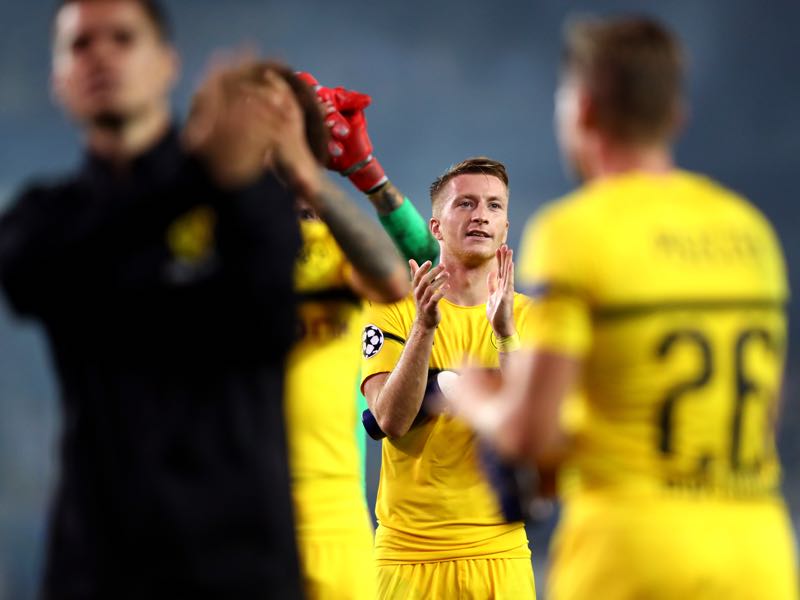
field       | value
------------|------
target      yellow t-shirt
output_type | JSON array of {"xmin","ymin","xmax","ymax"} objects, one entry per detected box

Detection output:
[
  {"xmin": 361, "ymin": 294, "xmax": 533, "ymax": 564},
  {"xmin": 518, "ymin": 170, "xmax": 789, "ymax": 499},
  {"xmin": 286, "ymin": 220, "xmax": 367, "ymax": 536}
]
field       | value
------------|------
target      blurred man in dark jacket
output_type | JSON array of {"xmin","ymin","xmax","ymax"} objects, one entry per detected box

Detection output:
[{"xmin": 0, "ymin": 1, "xmax": 405, "ymax": 597}]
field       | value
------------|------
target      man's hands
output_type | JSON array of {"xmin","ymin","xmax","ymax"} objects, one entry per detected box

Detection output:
[
  {"xmin": 297, "ymin": 72, "xmax": 387, "ymax": 194},
  {"xmin": 486, "ymin": 245, "xmax": 516, "ymax": 338},
  {"xmin": 185, "ymin": 59, "xmax": 321, "ymax": 195},
  {"xmin": 410, "ymin": 259, "xmax": 449, "ymax": 330}
]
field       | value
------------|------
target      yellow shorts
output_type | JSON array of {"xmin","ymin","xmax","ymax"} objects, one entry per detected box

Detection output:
[
  {"xmin": 548, "ymin": 493, "xmax": 799, "ymax": 600},
  {"xmin": 377, "ymin": 557, "xmax": 536, "ymax": 600},
  {"xmin": 293, "ymin": 477, "xmax": 376, "ymax": 600},
  {"xmin": 298, "ymin": 528, "xmax": 376, "ymax": 600}
]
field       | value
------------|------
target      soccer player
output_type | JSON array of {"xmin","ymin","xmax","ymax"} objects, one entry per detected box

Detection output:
[
  {"xmin": 361, "ymin": 158, "xmax": 537, "ymax": 599},
  {"xmin": 448, "ymin": 16, "xmax": 798, "ymax": 599},
  {"xmin": 286, "ymin": 74, "xmax": 438, "ymax": 599},
  {"xmin": 0, "ymin": 1, "xmax": 394, "ymax": 597}
]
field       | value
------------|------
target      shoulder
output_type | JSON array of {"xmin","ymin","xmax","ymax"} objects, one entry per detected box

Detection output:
[
  {"xmin": 2, "ymin": 174, "xmax": 81, "ymax": 218},
  {"xmin": 519, "ymin": 186, "xmax": 600, "ymax": 257},
  {"xmin": 365, "ymin": 294, "xmax": 416, "ymax": 330},
  {"xmin": 685, "ymin": 171, "xmax": 777, "ymax": 227},
  {"xmin": 14, "ymin": 173, "xmax": 79, "ymax": 200},
  {"xmin": 525, "ymin": 187, "xmax": 591, "ymax": 229},
  {"xmin": 517, "ymin": 188, "xmax": 599, "ymax": 286},
  {"xmin": 512, "ymin": 291, "xmax": 534, "ymax": 308}
]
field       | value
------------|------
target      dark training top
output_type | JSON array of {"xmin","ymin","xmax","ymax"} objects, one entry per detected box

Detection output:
[{"xmin": 0, "ymin": 129, "xmax": 303, "ymax": 599}]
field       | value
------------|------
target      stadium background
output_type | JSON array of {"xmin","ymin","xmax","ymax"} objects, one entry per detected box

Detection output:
[{"xmin": 0, "ymin": 0, "xmax": 798, "ymax": 597}]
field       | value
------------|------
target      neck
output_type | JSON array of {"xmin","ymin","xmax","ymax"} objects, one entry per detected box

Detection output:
[
  {"xmin": 585, "ymin": 139, "xmax": 674, "ymax": 180},
  {"xmin": 84, "ymin": 104, "xmax": 171, "ymax": 167},
  {"xmin": 440, "ymin": 250, "xmax": 495, "ymax": 307}
]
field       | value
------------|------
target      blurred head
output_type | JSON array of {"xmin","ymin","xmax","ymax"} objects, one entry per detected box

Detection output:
[
  {"xmin": 556, "ymin": 15, "xmax": 685, "ymax": 178},
  {"xmin": 254, "ymin": 63, "xmax": 329, "ymax": 216},
  {"xmin": 265, "ymin": 63, "xmax": 329, "ymax": 167},
  {"xmin": 295, "ymin": 197, "xmax": 319, "ymax": 222},
  {"xmin": 429, "ymin": 157, "xmax": 509, "ymax": 268},
  {"xmin": 51, "ymin": 0, "xmax": 178, "ymax": 130}
]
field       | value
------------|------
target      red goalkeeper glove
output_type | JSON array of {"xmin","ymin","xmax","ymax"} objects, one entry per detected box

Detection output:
[{"xmin": 297, "ymin": 72, "xmax": 387, "ymax": 193}]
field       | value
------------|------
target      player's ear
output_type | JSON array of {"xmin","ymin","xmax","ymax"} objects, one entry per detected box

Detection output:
[
  {"xmin": 670, "ymin": 96, "xmax": 689, "ymax": 138},
  {"xmin": 163, "ymin": 45, "xmax": 181, "ymax": 90},
  {"xmin": 50, "ymin": 63, "xmax": 69, "ymax": 108},
  {"xmin": 577, "ymin": 85, "xmax": 596, "ymax": 131},
  {"xmin": 501, "ymin": 220, "xmax": 509, "ymax": 244},
  {"xmin": 430, "ymin": 217, "xmax": 444, "ymax": 241}
]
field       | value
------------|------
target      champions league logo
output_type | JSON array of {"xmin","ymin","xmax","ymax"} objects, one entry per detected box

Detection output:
[{"xmin": 362, "ymin": 325, "xmax": 384, "ymax": 358}]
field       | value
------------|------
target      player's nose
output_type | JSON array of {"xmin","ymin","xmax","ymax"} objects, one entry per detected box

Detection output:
[{"xmin": 470, "ymin": 212, "xmax": 489, "ymax": 225}]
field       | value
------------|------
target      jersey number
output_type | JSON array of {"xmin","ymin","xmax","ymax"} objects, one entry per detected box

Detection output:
[{"xmin": 656, "ymin": 328, "xmax": 778, "ymax": 471}]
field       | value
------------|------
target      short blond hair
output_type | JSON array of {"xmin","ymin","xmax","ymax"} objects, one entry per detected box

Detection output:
[{"xmin": 429, "ymin": 157, "xmax": 509, "ymax": 214}]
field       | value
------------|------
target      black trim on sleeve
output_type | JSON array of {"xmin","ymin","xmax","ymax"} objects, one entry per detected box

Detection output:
[
  {"xmin": 522, "ymin": 281, "xmax": 588, "ymax": 301},
  {"xmin": 593, "ymin": 298, "xmax": 786, "ymax": 321},
  {"xmin": 383, "ymin": 330, "xmax": 406, "ymax": 345}
]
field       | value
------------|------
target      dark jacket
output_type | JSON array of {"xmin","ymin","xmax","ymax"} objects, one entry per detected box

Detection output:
[{"xmin": 0, "ymin": 129, "xmax": 303, "ymax": 599}]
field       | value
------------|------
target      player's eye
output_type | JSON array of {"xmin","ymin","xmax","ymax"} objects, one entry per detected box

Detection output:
[
  {"xmin": 72, "ymin": 34, "xmax": 91, "ymax": 53},
  {"xmin": 113, "ymin": 29, "xmax": 135, "ymax": 47},
  {"xmin": 490, "ymin": 202, "xmax": 503, "ymax": 210}
]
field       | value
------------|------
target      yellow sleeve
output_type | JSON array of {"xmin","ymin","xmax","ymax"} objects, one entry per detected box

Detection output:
[
  {"xmin": 517, "ymin": 205, "xmax": 593, "ymax": 358},
  {"xmin": 360, "ymin": 298, "xmax": 411, "ymax": 386}
]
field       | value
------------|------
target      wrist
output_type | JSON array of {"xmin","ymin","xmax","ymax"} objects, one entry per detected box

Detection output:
[
  {"xmin": 282, "ymin": 149, "xmax": 323, "ymax": 200},
  {"xmin": 492, "ymin": 317, "xmax": 516, "ymax": 340},
  {"xmin": 368, "ymin": 181, "xmax": 404, "ymax": 215},
  {"xmin": 412, "ymin": 315, "xmax": 439, "ymax": 335},
  {"xmin": 347, "ymin": 156, "xmax": 387, "ymax": 193},
  {"xmin": 495, "ymin": 331, "xmax": 521, "ymax": 353},
  {"xmin": 201, "ymin": 152, "xmax": 263, "ymax": 189}
]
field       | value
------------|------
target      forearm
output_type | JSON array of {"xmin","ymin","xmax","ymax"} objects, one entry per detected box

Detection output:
[
  {"xmin": 498, "ymin": 350, "xmax": 516, "ymax": 374},
  {"xmin": 498, "ymin": 350, "xmax": 577, "ymax": 465},
  {"xmin": 371, "ymin": 322, "xmax": 436, "ymax": 438},
  {"xmin": 497, "ymin": 331, "xmax": 521, "ymax": 374},
  {"xmin": 366, "ymin": 180, "xmax": 404, "ymax": 215},
  {"xmin": 309, "ymin": 177, "xmax": 407, "ymax": 296},
  {"xmin": 369, "ymin": 182, "xmax": 440, "ymax": 265}
]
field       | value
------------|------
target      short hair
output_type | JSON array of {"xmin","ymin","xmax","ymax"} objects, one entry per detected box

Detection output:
[
  {"xmin": 55, "ymin": 0, "xmax": 173, "ymax": 41},
  {"xmin": 429, "ymin": 157, "xmax": 509, "ymax": 212},
  {"xmin": 561, "ymin": 15, "xmax": 684, "ymax": 143}
]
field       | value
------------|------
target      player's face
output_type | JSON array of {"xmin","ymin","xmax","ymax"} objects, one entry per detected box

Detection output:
[
  {"xmin": 296, "ymin": 198, "xmax": 320, "ymax": 221},
  {"xmin": 51, "ymin": 0, "xmax": 177, "ymax": 127},
  {"xmin": 431, "ymin": 173, "xmax": 509, "ymax": 267}
]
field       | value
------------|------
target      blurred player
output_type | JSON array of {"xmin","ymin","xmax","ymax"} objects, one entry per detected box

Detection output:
[
  {"xmin": 0, "ymin": 0, "xmax": 364, "ymax": 597},
  {"xmin": 449, "ymin": 15, "xmax": 798, "ymax": 600},
  {"xmin": 286, "ymin": 74, "xmax": 438, "ymax": 599},
  {"xmin": 361, "ymin": 158, "xmax": 536, "ymax": 599}
]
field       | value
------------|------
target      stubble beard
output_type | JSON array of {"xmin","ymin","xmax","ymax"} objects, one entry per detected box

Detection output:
[
  {"xmin": 91, "ymin": 110, "xmax": 129, "ymax": 132},
  {"xmin": 453, "ymin": 244, "xmax": 496, "ymax": 269}
]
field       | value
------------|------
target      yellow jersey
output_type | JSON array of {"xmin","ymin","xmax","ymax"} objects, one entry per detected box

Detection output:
[
  {"xmin": 286, "ymin": 220, "xmax": 369, "ymax": 536},
  {"xmin": 361, "ymin": 294, "xmax": 534, "ymax": 564},
  {"xmin": 518, "ymin": 170, "xmax": 789, "ymax": 500}
]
